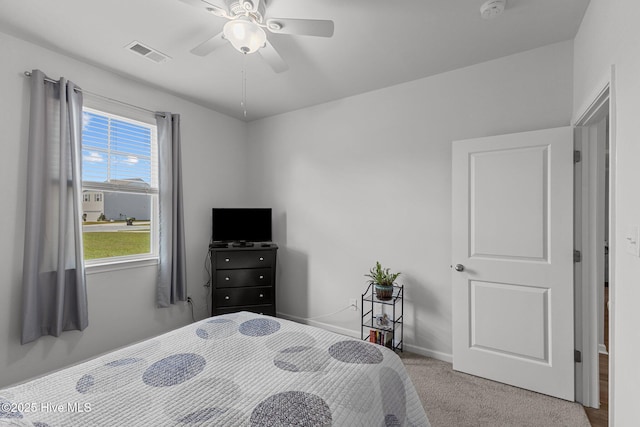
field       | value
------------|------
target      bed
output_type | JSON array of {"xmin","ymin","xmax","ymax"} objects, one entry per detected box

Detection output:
[{"xmin": 0, "ymin": 311, "xmax": 430, "ymax": 426}]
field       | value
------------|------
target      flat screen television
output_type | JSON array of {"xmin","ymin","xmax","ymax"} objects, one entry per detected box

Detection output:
[{"xmin": 212, "ymin": 208, "xmax": 272, "ymax": 243}]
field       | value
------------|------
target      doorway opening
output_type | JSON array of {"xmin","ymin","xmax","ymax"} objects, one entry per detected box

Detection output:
[{"xmin": 574, "ymin": 82, "xmax": 612, "ymax": 427}]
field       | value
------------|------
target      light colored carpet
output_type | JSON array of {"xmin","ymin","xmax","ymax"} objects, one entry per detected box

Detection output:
[{"xmin": 400, "ymin": 352, "xmax": 591, "ymax": 427}]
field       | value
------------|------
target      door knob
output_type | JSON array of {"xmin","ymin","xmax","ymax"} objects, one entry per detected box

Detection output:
[{"xmin": 454, "ymin": 264, "xmax": 465, "ymax": 272}]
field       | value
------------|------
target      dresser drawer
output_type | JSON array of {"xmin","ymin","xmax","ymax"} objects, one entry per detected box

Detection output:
[
  {"xmin": 214, "ymin": 305, "xmax": 276, "ymax": 317},
  {"xmin": 215, "ymin": 250, "xmax": 275, "ymax": 269},
  {"xmin": 214, "ymin": 286, "xmax": 273, "ymax": 307},
  {"xmin": 215, "ymin": 268, "xmax": 272, "ymax": 288}
]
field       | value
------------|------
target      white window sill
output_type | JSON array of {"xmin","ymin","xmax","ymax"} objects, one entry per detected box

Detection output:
[{"xmin": 85, "ymin": 257, "xmax": 159, "ymax": 275}]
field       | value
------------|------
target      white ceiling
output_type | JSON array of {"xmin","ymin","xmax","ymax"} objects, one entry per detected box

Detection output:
[{"xmin": 0, "ymin": 0, "xmax": 589, "ymax": 121}]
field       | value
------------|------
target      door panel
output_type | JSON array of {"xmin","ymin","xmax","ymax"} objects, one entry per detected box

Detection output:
[
  {"xmin": 471, "ymin": 280, "xmax": 548, "ymax": 362},
  {"xmin": 471, "ymin": 146, "xmax": 548, "ymax": 260},
  {"xmin": 452, "ymin": 127, "xmax": 574, "ymax": 401}
]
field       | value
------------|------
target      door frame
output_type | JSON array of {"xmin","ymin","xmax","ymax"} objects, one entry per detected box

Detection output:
[{"xmin": 572, "ymin": 66, "xmax": 616, "ymax": 419}]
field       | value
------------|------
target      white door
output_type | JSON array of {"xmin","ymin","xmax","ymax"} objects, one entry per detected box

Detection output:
[{"xmin": 451, "ymin": 127, "xmax": 575, "ymax": 401}]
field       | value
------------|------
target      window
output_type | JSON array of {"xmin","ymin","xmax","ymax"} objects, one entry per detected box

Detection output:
[{"xmin": 81, "ymin": 107, "xmax": 158, "ymax": 263}]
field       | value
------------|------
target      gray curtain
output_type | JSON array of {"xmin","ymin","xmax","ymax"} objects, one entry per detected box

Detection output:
[
  {"xmin": 156, "ymin": 113, "xmax": 187, "ymax": 307},
  {"xmin": 21, "ymin": 70, "xmax": 88, "ymax": 344}
]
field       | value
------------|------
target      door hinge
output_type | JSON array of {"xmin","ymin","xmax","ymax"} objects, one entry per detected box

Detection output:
[
  {"xmin": 575, "ymin": 350, "xmax": 582, "ymax": 363},
  {"xmin": 574, "ymin": 250, "xmax": 581, "ymax": 263},
  {"xmin": 574, "ymin": 150, "xmax": 581, "ymax": 163}
]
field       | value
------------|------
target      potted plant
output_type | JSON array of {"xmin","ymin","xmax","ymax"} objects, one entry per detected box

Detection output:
[{"xmin": 365, "ymin": 261, "xmax": 401, "ymax": 301}]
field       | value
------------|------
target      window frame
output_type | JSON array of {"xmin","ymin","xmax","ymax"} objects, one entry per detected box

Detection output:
[{"xmin": 81, "ymin": 103, "xmax": 160, "ymax": 268}]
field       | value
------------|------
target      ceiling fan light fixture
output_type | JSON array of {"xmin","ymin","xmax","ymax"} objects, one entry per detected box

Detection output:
[{"xmin": 223, "ymin": 18, "xmax": 266, "ymax": 54}]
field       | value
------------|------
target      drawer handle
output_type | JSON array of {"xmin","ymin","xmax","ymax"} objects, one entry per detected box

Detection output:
[
  {"xmin": 225, "ymin": 296, "xmax": 230, "ymax": 300},
  {"xmin": 225, "ymin": 276, "xmax": 230, "ymax": 281},
  {"xmin": 259, "ymin": 257, "xmax": 264, "ymax": 261},
  {"xmin": 225, "ymin": 258, "xmax": 230, "ymax": 262},
  {"xmin": 259, "ymin": 294, "xmax": 264, "ymax": 298},
  {"xmin": 259, "ymin": 275, "xmax": 264, "ymax": 279}
]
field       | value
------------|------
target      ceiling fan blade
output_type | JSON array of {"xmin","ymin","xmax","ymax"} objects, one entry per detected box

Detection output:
[
  {"xmin": 180, "ymin": 0, "xmax": 227, "ymax": 15},
  {"xmin": 200, "ymin": 0, "xmax": 227, "ymax": 9},
  {"xmin": 258, "ymin": 40, "xmax": 289, "ymax": 73},
  {"xmin": 265, "ymin": 18, "xmax": 334, "ymax": 38},
  {"xmin": 190, "ymin": 31, "xmax": 227, "ymax": 56},
  {"xmin": 180, "ymin": 0, "xmax": 230, "ymax": 19}
]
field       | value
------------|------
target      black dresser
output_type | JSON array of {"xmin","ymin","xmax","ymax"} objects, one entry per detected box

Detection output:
[{"xmin": 210, "ymin": 245, "xmax": 277, "ymax": 316}]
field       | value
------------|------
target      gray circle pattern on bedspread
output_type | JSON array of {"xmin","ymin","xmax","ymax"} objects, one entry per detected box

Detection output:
[{"xmin": 0, "ymin": 312, "xmax": 429, "ymax": 426}]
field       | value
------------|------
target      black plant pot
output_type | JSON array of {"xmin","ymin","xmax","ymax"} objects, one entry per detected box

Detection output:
[{"xmin": 374, "ymin": 284, "xmax": 393, "ymax": 301}]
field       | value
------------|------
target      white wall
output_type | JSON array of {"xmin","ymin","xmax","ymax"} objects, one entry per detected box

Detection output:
[
  {"xmin": 573, "ymin": 1, "xmax": 640, "ymax": 424},
  {"xmin": 0, "ymin": 31, "xmax": 247, "ymax": 387},
  {"xmin": 0, "ymin": 30, "xmax": 581, "ymax": 391},
  {"xmin": 247, "ymin": 41, "xmax": 574, "ymax": 359}
]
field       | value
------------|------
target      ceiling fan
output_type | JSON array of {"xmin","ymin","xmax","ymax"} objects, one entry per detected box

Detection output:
[{"xmin": 181, "ymin": 0, "xmax": 335, "ymax": 73}]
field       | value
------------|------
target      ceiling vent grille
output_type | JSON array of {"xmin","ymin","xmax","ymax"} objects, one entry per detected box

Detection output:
[{"xmin": 125, "ymin": 41, "xmax": 171, "ymax": 63}]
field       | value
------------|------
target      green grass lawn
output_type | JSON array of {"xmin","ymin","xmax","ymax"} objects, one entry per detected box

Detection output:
[{"xmin": 83, "ymin": 231, "xmax": 150, "ymax": 260}]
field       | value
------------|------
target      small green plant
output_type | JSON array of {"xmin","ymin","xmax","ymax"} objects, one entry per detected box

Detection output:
[{"xmin": 365, "ymin": 261, "xmax": 401, "ymax": 287}]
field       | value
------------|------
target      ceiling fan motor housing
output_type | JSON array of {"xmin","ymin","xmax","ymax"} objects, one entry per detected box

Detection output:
[
  {"xmin": 229, "ymin": 0, "xmax": 265, "ymax": 23},
  {"xmin": 241, "ymin": 0, "xmax": 255, "ymax": 11}
]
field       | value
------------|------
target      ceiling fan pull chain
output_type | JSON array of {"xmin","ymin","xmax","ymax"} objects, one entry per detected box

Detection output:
[{"xmin": 241, "ymin": 53, "xmax": 247, "ymax": 118}]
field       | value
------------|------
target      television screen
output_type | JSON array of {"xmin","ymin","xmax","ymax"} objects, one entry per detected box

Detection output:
[{"xmin": 212, "ymin": 208, "xmax": 272, "ymax": 242}]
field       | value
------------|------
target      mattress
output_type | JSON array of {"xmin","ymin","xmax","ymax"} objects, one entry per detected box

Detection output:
[{"xmin": 0, "ymin": 311, "xmax": 430, "ymax": 426}]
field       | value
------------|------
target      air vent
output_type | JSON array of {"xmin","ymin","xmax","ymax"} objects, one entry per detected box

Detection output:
[{"xmin": 125, "ymin": 41, "xmax": 171, "ymax": 63}]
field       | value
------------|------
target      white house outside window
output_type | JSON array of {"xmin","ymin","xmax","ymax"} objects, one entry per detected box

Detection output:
[{"xmin": 81, "ymin": 107, "xmax": 159, "ymax": 264}]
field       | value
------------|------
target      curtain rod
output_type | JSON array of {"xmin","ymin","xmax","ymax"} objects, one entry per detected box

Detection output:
[{"xmin": 23, "ymin": 71, "xmax": 165, "ymax": 117}]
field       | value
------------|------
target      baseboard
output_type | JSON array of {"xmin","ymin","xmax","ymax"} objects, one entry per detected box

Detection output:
[
  {"xmin": 276, "ymin": 311, "xmax": 360, "ymax": 339},
  {"xmin": 276, "ymin": 311, "xmax": 453, "ymax": 364},
  {"xmin": 404, "ymin": 343, "xmax": 453, "ymax": 364}
]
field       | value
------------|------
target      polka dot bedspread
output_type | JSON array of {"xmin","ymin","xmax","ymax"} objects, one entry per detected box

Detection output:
[{"xmin": 0, "ymin": 311, "xmax": 430, "ymax": 426}]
